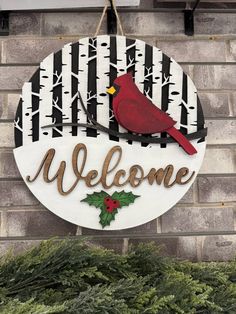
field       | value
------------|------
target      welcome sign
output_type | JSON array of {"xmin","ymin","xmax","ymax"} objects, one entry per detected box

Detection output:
[{"xmin": 14, "ymin": 35, "xmax": 207, "ymax": 230}]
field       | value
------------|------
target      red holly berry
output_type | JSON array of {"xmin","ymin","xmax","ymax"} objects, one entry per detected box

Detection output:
[
  {"xmin": 106, "ymin": 206, "xmax": 113, "ymax": 213},
  {"xmin": 104, "ymin": 197, "xmax": 120, "ymax": 213},
  {"xmin": 104, "ymin": 197, "xmax": 112, "ymax": 205},
  {"xmin": 112, "ymin": 199, "xmax": 120, "ymax": 208}
]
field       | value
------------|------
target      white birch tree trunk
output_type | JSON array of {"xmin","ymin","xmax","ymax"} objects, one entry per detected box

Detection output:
[
  {"xmin": 62, "ymin": 42, "xmax": 72, "ymax": 136},
  {"xmin": 114, "ymin": 36, "xmax": 128, "ymax": 134},
  {"xmin": 167, "ymin": 59, "xmax": 183, "ymax": 130},
  {"xmin": 145, "ymin": 47, "xmax": 163, "ymax": 141},
  {"xmin": 134, "ymin": 39, "xmax": 148, "ymax": 147},
  {"xmin": 77, "ymin": 38, "xmax": 89, "ymax": 139},
  {"xmin": 39, "ymin": 54, "xmax": 54, "ymax": 139},
  {"xmin": 187, "ymin": 77, "xmax": 198, "ymax": 133},
  {"xmin": 22, "ymin": 82, "xmax": 32, "ymax": 145},
  {"xmin": 134, "ymin": 39, "xmax": 145, "ymax": 93},
  {"xmin": 116, "ymin": 36, "xmax": 128, "ymax": 132},
  {"xmin": 96, "ymin": 36, "xmax": 110, "ymax": 141},
  {"xmin": 152, "ymin": 48, "xmax": 163, "ymax": 110},
  {"xmin": 144, "ymin": 45, "xmax": 162, "ymax": 146}
]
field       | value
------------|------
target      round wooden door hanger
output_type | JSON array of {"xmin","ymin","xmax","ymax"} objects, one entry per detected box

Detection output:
[{"xmin": 14, "ymin": 35, "xmax": 207, "ymax": 230}]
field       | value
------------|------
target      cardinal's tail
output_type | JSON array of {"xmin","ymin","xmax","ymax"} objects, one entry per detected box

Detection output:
[{"xmin": 167, "ymin": 127, "xmax": 197, "ymax": 155}]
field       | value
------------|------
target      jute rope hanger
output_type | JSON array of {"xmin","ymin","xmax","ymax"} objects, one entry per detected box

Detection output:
[{"xmin": 94, "ymin": 0, "xmax": 124, "ymax": 37}]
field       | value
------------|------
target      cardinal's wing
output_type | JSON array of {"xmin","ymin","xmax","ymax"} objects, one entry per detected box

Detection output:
[{"xmin": 116, "ymin": 100, "xmax": 172, "ymax": 134}]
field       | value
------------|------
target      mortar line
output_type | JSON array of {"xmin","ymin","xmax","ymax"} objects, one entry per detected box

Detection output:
[
  {"xmin": 0, "ymin": 63, "xmax": 39, "ymax": 67},
  {"xmin": 0, "ymin": 210, "xmax": 7, "ymax": 237},
  {"xmin": 0, "ymin": 90, "xmax": 21, "ymax": 94},
  {"xmin": 198, "ymin": 173, "xmax": 236, "ymax": 177},
  {"xmin": 174, "ymin": 202, "xmax": 236, "ymax": 208},
  {"xmin": 1, "ymin": 203, "xmax": 234, "ymax": 211},
  {"xmin": 156, "ymin": 217, "xmax": 162, "ymax": 233},
  {"xmin": 76, "ymin": 226, "xmax": 82, "ymax": 235},
  {"xmin": 205, "ymin": 116, "xmax": 236, "ymax": 120},
  {"xmin": 192, "ymin": 181, "xmax": 198, "ymax": 203},
  {"xmin": 0, "ymin": 208, "xmax": 47, "ymax": 212},
  {"xmin": 122, "ymin": 238, "xmax": 129, "ymax": 255},
  {"xmin": 196, "ymin": 236, "xmax": 204, "ymax": 262},
  {"xmin": 3, "ymin": 62, "xmax": 236, "ymax": 67},
  {"xmin": 2, "ymin": 34, "xmax": 236, "ymax": 41},
  {"xmin": 0, "ymin": 231, "xmax": 236, "ymax": 241}
]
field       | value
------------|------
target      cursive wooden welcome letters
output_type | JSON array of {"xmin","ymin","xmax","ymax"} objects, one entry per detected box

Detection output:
[{"xmin": 26, "ymin": 143, "xmax": 195, "ymax": 196}]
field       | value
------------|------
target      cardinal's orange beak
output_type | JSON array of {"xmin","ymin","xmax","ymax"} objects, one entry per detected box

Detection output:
[{"xmin": 107, "ymin": 86, "xmax": 116, "ymax": 95}]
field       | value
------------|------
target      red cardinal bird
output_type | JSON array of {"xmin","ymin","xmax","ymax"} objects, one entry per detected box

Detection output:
[{"xmin": 107, "ymin": 72, "xmax": 197, "ymax": 155}]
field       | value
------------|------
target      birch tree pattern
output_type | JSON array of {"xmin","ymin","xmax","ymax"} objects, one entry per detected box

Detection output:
[{"xmin": 14, "ymin": 35, "xmax": 205, "ymax": 148}]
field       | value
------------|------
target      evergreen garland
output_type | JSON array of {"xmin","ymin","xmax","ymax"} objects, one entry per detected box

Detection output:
[{"xmin": 0, "ymin": 239, "xmax": 235, "ymax": 313}]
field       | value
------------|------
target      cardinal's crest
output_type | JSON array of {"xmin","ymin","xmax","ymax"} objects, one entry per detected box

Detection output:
[{"xmin": 14, "ymin": 35, "xmax": 207, "ymax": 230}]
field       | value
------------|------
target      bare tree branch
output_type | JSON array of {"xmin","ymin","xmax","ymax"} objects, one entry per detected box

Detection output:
[
  {"xmin": 88, "ymin": 55, "xmax": 97, "ymax": 62},
  {"xmin": 179, "ymin": 123, "xmax": 188, "ymax": 128},
  {"xmin": 52, "ymin": 117, "xmax": 63, "ymax": 134},
  {"xmin": 126, "ymin": 43, "xmax": 136, "ymax": 51},
  {"xmin": 180, "ymin": 99, "xmax": 190, "ymax": 115},
  {"xmin": 162, "ymin": 73, "xmax": 170, "ymax": 87},
  {"xmin": 144, "ymin": 87, "xmax": 152, "ymax": 101},
  {"xmin": 71, "ymin": 91, "xmax": 79, "ymax": 104},
  {"xmin": 62, "ymin": 114, "xmax": 70, "ymax": 121},
  {"xmin": 32, "ymin": 109, "xmax": 40, "ymax": 116},
  {"xmin": 71, "ymin": 72, "xmax": 79, "ymax": 80},
  {"xmin": 52, "ymin": 128, "xmax": 63, "ymax": 135},
  {"xmin": 42, "ymin": 93, "xmax": 208, "ymax": 144},
  {"xmin": 144, "ymin": 67, "xmax": 153, "ymax": 81},
  {"xmin": 31, "ymin": 92, "xmax": 40, "ymax": 98},
  {"xmin": 127, "ymin": 55, "xmax": 135, "ymax": 69},
  {"xmin": 14, "ymin": 117, "xmax": 23, "ymax": 133},
  {"xmin": 89, "ymin": 38, "xmax": 97, "ymax": 52},
  {"xmin": 52, "ymin": 97, "xmax": 63, "ymax": 113},
  {"xmin": 52, "ymin": 71, "xmax": 62, "ymax": 88},
  {"xmin": 87, "ymin": 91, "xmax": 97, "ymax": 104},
  {"xmin": 43, "ymin": 122, "xmax": 207, "ymax": 144},
  {"xmin": 110, "ymin": 62, "xmax": 119, "ymax": 70},
  {"xmin": 109, "ymin": 108, "xmax": 115, "ymax": 122}
]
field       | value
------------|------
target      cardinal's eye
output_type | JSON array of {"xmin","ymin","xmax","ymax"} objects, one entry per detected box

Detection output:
[{"xmin": 113, "ymin": 83, "xmax": 120, "ymax": 95}]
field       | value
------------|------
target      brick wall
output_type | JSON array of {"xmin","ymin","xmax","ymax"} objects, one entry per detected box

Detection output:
[{"xmin": 0, "ymin": 3, "xmax": 235, "ymax": 261}]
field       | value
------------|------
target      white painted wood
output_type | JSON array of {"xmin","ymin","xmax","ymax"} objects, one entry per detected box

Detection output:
[
  {"xmin": 96, "ymin": 35, "xmax": 110, "ymax": 140},
  {"xmin": 62, "ymin": 43, "xmax": 73, "ymax": 137},
  {"xmin": 14, "ymin": 137, "xmax": 206, "ymax": 230},
  {"xmin": 187, "ymin": 76, "xmax": 198, "ymax": 133},
  {"xmin": 114, "ymin": 36, "xmax": 128, "ymax": 134},
  {"xmin": 134, "ymin": 39, "xmax": 145, "ymax": 93},
  {"xmin": 14, "ymin": 35, "xmax": 206, "ymax": 230},
  {"xmin": 167, "ymin": 58, "xmax": 183, "ymax": 130},
  {"xmin": 78, "ymin": 37, "xmax": 89, "ymax": 139},
  {"xmin": 0, "ymin": 0, "xmax": 140, "ymax": 10},
  {"xmin": 22, "ymin": 82, "xmax": 32, "ymax": 146},
  {"xmin": 116, "ymin": 36, "xmax": 128, "ymax": 76},
  {"xmin": 39, "ymin": 54, "xmax": 54, "ymax": 139},
  {"xmin": 134, "ymin": 38, "xmax": 151, "ymax": 147},
  {"xmin": 151, "ymin": 47, "xmax": 163, "ymax": 140},
  {"xmin": 152, "ymin": 48, "xmax": 163, "ymax": 110}
]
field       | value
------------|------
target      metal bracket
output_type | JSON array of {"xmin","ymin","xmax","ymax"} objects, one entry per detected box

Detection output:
[
  {"xmin": 184, "ymin": 9, "xmax": 194, "ymax": 36},
  {"xmin": 0, "ymin": 11, "xmax": 9, "ymax": 36},
  {"xmin": 107, "ymin": 1, "xmax": 117, "ymax": 34},
  {"xmin": 184, "ymin": 0, "xmax": 200, "ymax": 36}
]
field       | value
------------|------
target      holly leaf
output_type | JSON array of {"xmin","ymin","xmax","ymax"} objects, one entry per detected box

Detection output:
[
  {"xmin": 81, "ymin": 190, "xmax": 140, "ymax": 228},
  {"xmin": 81, "ymin": 190, "xmax": 109, "ymax": 209},
  {"xmin": 99, "ymin": 206, "xmax": 118, "ymax": 228},
  {"xmin": 111, "ymin": 190, "xmax": 140, "ymax": 207}
]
